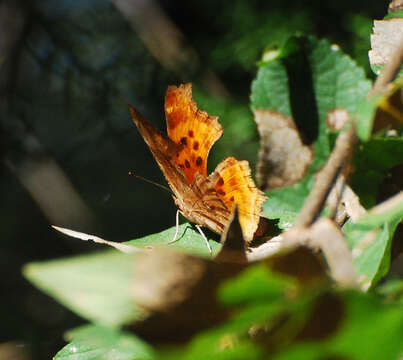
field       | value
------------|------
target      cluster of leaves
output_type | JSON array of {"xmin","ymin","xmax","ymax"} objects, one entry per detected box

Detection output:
[{"xmin": 23, "ymin": 10, "xmax": 403, "ymax": 360}]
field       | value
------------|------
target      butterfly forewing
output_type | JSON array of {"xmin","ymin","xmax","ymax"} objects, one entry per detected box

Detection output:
[{"xmin": 165, "ymin": 84, "xmax": 223, "ymax": 184}]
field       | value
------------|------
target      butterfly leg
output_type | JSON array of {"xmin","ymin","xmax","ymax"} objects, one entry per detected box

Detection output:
[
  {"xmin": 195, "ymin": 225, "xmax": 212, "ymax": 255},
  {"xmin": 168, "ymin": 210, "xmax": 181, "ymax": 244}
]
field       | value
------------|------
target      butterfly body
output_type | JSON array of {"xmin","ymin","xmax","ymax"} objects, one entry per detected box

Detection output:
[{"xmin": 130, "ymin": 84, "xmax": 266, "ymax": 243}]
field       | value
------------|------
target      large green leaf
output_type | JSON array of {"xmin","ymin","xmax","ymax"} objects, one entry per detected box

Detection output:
[
  {"xmin": 55, "ymin": 325, "xmax": 154, "ymax": 360},
  {"xmin": 273, "ymin": 291, "xmax": 403, "ymax": 360},
  {"xmin": 24, "ymin": 224, "xmax": 220, "ymax": 326},
  {"xmin": 218, "ymin": 264, "xmax": 292, "ymax": 306},
  {"xmin": 261, "ymin": 178, "xmax": 314, "ymax": 229},
  {"xmin": 251, "ymin": 36, "xmax": 371, "ymax": 226},
  {"xmin": 125, "ymin": 223, "xmax": 221, "ymax": 258},
  {"xmin": 24, "ymin": 251, "xmax": 138, "ymax": 327}
]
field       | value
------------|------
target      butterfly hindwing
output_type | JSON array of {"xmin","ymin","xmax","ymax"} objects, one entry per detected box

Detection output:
[{"xmin": 209, "ymin": 157, "xmax": 267, "ymax": 243}]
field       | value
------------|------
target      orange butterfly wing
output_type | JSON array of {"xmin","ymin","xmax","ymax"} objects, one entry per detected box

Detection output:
[
  {"xmin": 131, "ymin": 83, "xmax": 267, "ymax": 243},
  {"xmin": 165, "ymin": 84, "xmax": 223, "ymax": 184},
  {"xmin": 210, "ymin": 157, "xmax": 267, "ymax": 243}
]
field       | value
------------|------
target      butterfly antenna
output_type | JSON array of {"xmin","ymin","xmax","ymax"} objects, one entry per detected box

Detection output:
[{"xmin": 128, "ymin": 171, "xmax": 173, "ymax": 195}]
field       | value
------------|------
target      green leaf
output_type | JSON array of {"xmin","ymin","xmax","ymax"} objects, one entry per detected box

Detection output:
[
  {"xmin": 23, "ymin": 251, "xmax": 138, "ymax": 326},
  {"xmin": 347, "ymin": 221, "xmax": 398, "ymax": 290},
  {"xmin": 344, "ymin": 191, "xmax": 403, "ymax": 289},
  {"xmin": 327, "ymin": 291, "xmax": 403, "ymax": 359},
  {"xmin": 218, "ymin": 263, "xmax": 293, "ymax": 306},
  {"xmin": 251, "ymin": 60, "xmax": 292, "ymax": 116},
  {"xmin": 376, "ymin": 278, "xmax": 403, "ymax": 303},
  {"xmin": 23, "ymin": 224, "xmax": 220, "ymax": 326},
  {"xmin": 370, "ymin": 63, "xmax": 403, "ymax": 78},
  {"xmin": 273, "ymin": 291, "xmax": 403, "ymax": 360},
  {"xmin": 251, "ymin": 36, "xmax": 371, "ymax": 226},
  {"xmin": 55, "ymin": 325, "xmax": 153, "ymax": 360},
  {"xmin": 384, "ymin": 10, "xmax": 403, "ymax": 20},
  {"xmin": 158, "ymin": 339, "xmax": 263, "ymax": 360},
  {"xmin": 125, "ymin": 223, "xmax": 220, "ymax": 258},
  {"xmin": 355, "ymin": 95, "xmax": 382, "ymax": 141},
  {"xmin": 351, "ymin": 137, "xmax": 403, "ymax": 207},
  {"xmin": 344, "ymin": 192, "xmax": 403, "ymax": 289},
  {"xmin": 262, "ymin": 178, "xmax": 313, "ymax": 229},
  {"xmin": 209, "ymin": 6, "xmax": 313, "ymax": 71}
]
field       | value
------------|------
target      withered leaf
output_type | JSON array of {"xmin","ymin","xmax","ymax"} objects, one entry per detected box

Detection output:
[
  {"xmin": 215, "ymin": 206, "xmax": 248, "ymax": 264},
  {"xmin": 326, "ymin": 108, "xmax": 349, "ymax": 131},
  {"xmin": 369, "ymin": 18, "xmax": 403, "ymax": 70},
  {"xmin": 254, "ymin": 109, "xmax": 313, "ymax": 191},
  {"xmin": 129, "ymin": 210, "xmax": 330, "ymax": 344}
]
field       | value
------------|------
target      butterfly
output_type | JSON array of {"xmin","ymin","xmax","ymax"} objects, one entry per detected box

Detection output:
[{"xmin": 129, "ymin": 83, "xmax": 267, "ymax": 244}]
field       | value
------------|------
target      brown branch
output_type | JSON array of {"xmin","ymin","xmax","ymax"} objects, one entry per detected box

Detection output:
[
  {"xmin": 308, "ymin": 219, "xmax": 357, "ymax": 287},
  {"xmin": 294, "ymin": 36, "xmax": 403, "ymax": 228},
  {"xmin": 294, "ymin": 125, "xmax": 357, "ymax": 227},
  {"xmin": 250, "ymin": 219, "xmax": 356, "ymax": 287}
]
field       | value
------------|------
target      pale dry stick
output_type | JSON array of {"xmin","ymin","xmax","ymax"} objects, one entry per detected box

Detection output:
[
  {"xmin": 52, "ymin": 225, "xmax": 140, "ymax": 254},
  {"xmin": 369, "ymin": 190, "xmax": 403, "ymax": 215},
  {"xmin": 341, "ymin": 185, "xmax": 367, "ymax": 222},
  {"xmin": 326, "ymin": 173, "xmax": 347, "ymax": 224},
  {"xmin": 247, "ymin": 235, "xmax": 283, "ymax": 262},
  {"xmin": 326, "ymin": 175, "xmax": 366, "ymax": 224}
]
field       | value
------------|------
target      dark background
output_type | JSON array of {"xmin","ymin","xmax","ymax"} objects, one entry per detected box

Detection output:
[{"xmin": 0, "ymin": 0, "xmax": 388, "ymax": 358}]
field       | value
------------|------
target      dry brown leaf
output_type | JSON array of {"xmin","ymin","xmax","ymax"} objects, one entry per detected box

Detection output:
[
  {"xmin": 326, "ymin": 108, "xmax": 349, "ymax": 131},
  {"xmin": 215, "ymin": 206, "xmax": 248, "ymax": 264},
  {"xmin": 254, "ymin": 109, "xmax": 313, "ymax": 191},
  {"xmin": 389, "ymin": 0, "xmax": 403, "ymax": 12},
  {"xmin": 130, "ymin": 249, "xmax": 244, "ymax": 343},
  {"xmin": 129, "ymin": 210, "xmax": 330, "ymax": 344},
  {"xmin": 369, "ymin": 18, "xmax": 403, "ymax": 69}
]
